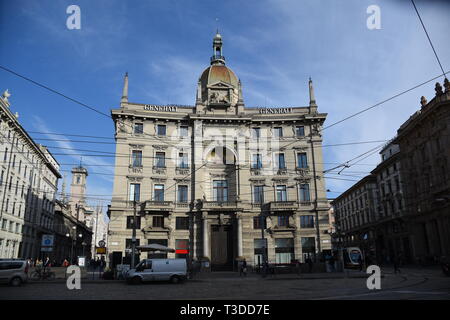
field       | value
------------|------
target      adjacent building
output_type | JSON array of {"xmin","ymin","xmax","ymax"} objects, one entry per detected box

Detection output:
[
  {"xmin": 0, "ymin": 89, "xmax": 62, "ymax": 259},
  {"xmin": 108, "ymin": 33, "xmax": 331, "ymax": 270},
  {"xmin": 334, "ymin": 79, "xmax": 450, "ymax": 264},
  {"xmin": 392, "ymin": 79, "xmax": 450, "ymax": 263},
  {"xmin": 332, "ymin": 175, "xmax": 379, "ymax": 260}
]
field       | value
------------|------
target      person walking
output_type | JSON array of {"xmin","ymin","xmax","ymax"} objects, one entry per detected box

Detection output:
[
  {"xmin": 358, "ymin": 255, "xmax": 363, "ymax": 271},
  {"xmin": 393, "ymin": 255, "xmax": 401, "ymax": 274},
  {"xmin": 240, "ymin": 259, "xmax": 247, "ymax": 277},
  {"xmin": 306, "ymin": 256, "xmax": 313, "ymax": 273}
]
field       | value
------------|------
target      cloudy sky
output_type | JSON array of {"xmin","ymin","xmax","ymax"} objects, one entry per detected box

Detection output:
[{"xmin": 1, "ymin": 0, "xmax": 449, "ymax": 214}]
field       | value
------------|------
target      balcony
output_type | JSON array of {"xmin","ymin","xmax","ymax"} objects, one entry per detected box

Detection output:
[
  {"xmin": 269, "ymin": 201, "xmax": 297, "ymax": 211},
  {"xmin": 276, "ymin": 168, "xmax": 288, "ymax": 176},
  {"xmin": 201, "ymin": 201, "xmax": 242, "ymax": 211},
  {"xmin": 295, "ymin": 167, "xmax": 310, "ymax": 178},
  {"xmin": 141, "ymin": 200, "xmax": 174, "ymax": 212},
  {"xmin": 152, "ymin": 166, "xmax": 166, "ymax": 175},
  {"xmin": 129, "ymin": 165, "xmax": 143, "ymax": 174},
  {"xmin": 250, "ymin": 167, "xmax": 262, "ymax": 176},
  {"xmin": 175, "ymin": 167, "xmax": 190, "ymax": 175}
]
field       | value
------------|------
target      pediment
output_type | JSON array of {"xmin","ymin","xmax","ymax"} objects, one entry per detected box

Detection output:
[{"xmin": 208, "ymin": 81, "xmax": 234, "ymax": 89}]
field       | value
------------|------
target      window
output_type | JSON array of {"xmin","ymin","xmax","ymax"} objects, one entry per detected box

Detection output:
[
  {"xmin": 275, "ymin": 238, "xmax": 294, "ymax": 264},
  {"xmin": 0, "ymin": 171, "xmax": 3, "ymax": 186},
  {"xmin": 213, "ymin": 180, "xmax": 228, "ymax": 201},
  {"xmin": 276, "ymin": 185, "xmax": 287, "ymax": 201},
  {"xmin": 176, "ymin": 217, "xmax": 189, "ymax": 230},
  {"xmin": 126, "ymin": 216, "xmax": 141, "ymax": 229},
  {"xmin": 147, "ymin": 239, "xmax": 167, "ymax": 258},
  {"xmin": 275, "ymin": 153, "xmax": 286, "ymax": 169},
  {"xmin": 129, "ymin": 183, "xmax": 141, "ymax": 202},
  {"xmin": 297, "ymin": 153, "xmax": 308, "ymax": 168},
  {"xmin": 252, "ymin": 127, "xmax": 261, "ymax": 139},
  {"xmin": 301, "ymin": 237, "xmax": 316, "ymax": 260},
  {"xmin": 125, "ymin": 238, "xmax": 141, "ymax": 250},
  {"xmin": 179, "ymin": 126, "xmax": 188, "ymax": 137},
  {"xmin": 299, "ymin": 184, "xmax": 311, "ymax": 202},
  {"xmin": 134, "ymin": 123, "xmax": 143, "ymax": 134},
  {"xmin": 253, "ymin": 185, "xmax": 264, "ymax": 203},
  {"xmin": 132, "ymin": 150, "xmax": 142, "ymax": 167},
  {"xmin": 76, "ymin": 176, "xmax": 81, "ymax": 184},
  {"xmin": 278, "ymin": 215, "xmax": 290, "ymax": 227},
  {"xmin": 252, "ymin": 154, "xmax": 262, "ymax": 169},
  {"xmin": 296, "ymin": 126, "xmax": 305, "ymax": 137},
  {"xmin": 154, "ymin": 184, "xmax": 164, "ymax": 201},
  {"xmin": 152, "ymin": 216, "xmax": 164, "ymax": 228},
  {"xmin": 3, "ymin": 148, "xmax": 7, "ymax": 161},
  {"xmin": 157, "ymin": 125, "xmax": 166, "ymax": 136},
  {"xmin": 300, "ymin": 215, "xmax": 315, "ymax": 228},
  {"xmin": 253, "ymin": 216, "xmax": 267, "ymax": 229},
  {"xmin": 155, "ymin": 152, "xmax": 165, "ymax": 168},
  {"xmin": 273, "ymin": 127, "xmax": 283, "ymax": 137},
  {"xmin": 175, "ymin": 239, "xmax": 189, "ymax": 258},
  {"xmin": 254, "ymin": 239, "xmax": 268, "ymax": 266},
  {"xmin": 178, "ymin": 153, "xmax": 188, "ymax": 168},
  {"xmin": 177, "ymin": 185, "xmax": 188, "ymax": 203},
  {"xmin": 12, "ymin": 155, "xmax": 16, "ymax": 167}
]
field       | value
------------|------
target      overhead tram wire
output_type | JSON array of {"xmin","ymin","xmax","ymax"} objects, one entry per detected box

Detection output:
[
  {"xmin": 0, "ymin": 65, "xmax": 183, "ymax": 151},
  {"xmin": 411, "ymin": 0, "xmax": 447, "ymax": 79}
]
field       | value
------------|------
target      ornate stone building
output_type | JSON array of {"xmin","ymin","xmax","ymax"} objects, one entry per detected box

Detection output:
[
  {"xmin": 0, "ymin": 89, "xmax": 61, "ymax": 259},
  {"xmin": 108, "ymin": 33, "xmax": 331, "ymax": 270},
  {"xmin": 393, "ymin": 79, "xmax": 450, "ymax": 263}
]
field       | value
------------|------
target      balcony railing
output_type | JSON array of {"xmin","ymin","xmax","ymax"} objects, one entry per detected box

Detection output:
[
  {"xmin": 269, "ymin": 201, "xmax": 297, "ymax": 211},
  {"xmin": 202, "ymin": 201, "xmax": 242, "ymax": 211},
  {"xmin": 141, "ymin": 200, "xmax": 174, "ymax": 212}
]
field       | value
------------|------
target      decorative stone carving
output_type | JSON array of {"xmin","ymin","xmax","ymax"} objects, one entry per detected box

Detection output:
[
  {"xmin": 435, "ymin": 82, "xmax": 443, "ymax": 96},
  {"xmin": 117, "ymin": 120, "xmax": 128, "ymax": 133},
  {"xmin": 444, "ymin": 78, "xmax": 450, "ymax": 93},
  {"xmin": 2, "ymin": 89, "xmax": 10, "ymax": 102},
  {"xmin": 128, "ymin": 176, "xmax": 143, "ymax": 182},
  {"xmin": 420, "ymin": 96, "xmax": 427, "ymax": 107},
  {"xmin": 130, "ymin": 144, "xmax": 144, "ymax": 149},
  {"xmin": 209, "ymin": 90, "xmax": 229, "ymax": 104},
  {"xmin": 152, "ymin": 144, "xmax": 168, "ymax": 151},
  {"xmin": 312, "ymin": 123, "xmax": 322, "ymax": 137}
]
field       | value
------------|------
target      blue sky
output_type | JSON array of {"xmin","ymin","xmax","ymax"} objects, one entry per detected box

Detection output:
[{"xmin": 1, "ymin": 0, "xmax": 449, "ymax": 214}]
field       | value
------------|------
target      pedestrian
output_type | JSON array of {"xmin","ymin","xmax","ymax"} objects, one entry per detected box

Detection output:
[
  {"xmin": 306, "ymin": 256, "xmax": 313, "ymax": 273},
  {"xmin": 393, "ymin": 255, "xmax": 401, "ymax": 274},
  {"xmin": 240, "ymin": 259, "xmax": 247, "ymax": 277},
  {"xmin": 63, "ymin": 259, "xmax": 69, "ymax": 267},
  {"xmin": 329, "ymin": 255, "xmax": 336, "ymax": 272},
  {"xmin": 358, "ymin": 255, "xmax": 363, "ymax": 271}
]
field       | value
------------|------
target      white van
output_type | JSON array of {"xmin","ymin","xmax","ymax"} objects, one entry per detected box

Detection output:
[{"xmin": 125, "ymin": 259, "xmax": 187, "ymax": 284}]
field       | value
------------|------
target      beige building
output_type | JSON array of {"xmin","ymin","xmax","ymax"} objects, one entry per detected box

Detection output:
[
  {"xmin": 108, "ymin": 33, "xmax": 331, "ymax": 270},
  {"xmin": 0, "ymin": 89, "xmax": 61, "ymax": 259}
]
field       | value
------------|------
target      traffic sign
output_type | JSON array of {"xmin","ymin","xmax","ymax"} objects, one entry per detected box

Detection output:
[{"xmin": 98, "ymin": 240, "xmax": 106, "ymax": 248}]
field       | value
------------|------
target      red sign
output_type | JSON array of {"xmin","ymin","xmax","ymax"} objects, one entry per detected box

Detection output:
[{"xmin": 176, "ymin": 249, "xmax": 188, "ymax": 254}]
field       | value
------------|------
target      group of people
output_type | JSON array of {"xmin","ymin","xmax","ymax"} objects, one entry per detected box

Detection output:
[{"xmin": 89, "ymin": 257, "xmax": 106, "ymax": 272}]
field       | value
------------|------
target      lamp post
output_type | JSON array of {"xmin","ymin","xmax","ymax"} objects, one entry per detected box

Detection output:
[{"xmin": 131, "ymin": 199, "xmax": 138, "ymax": 269}]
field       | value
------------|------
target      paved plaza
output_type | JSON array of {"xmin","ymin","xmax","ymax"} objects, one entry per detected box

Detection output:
[{"xmin": 0, "ymin": 267, "xmax": 449, "ymax": 300}]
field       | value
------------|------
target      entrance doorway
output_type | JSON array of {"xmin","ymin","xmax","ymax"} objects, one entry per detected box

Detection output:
[{"xmin": 210, "ymin": 225, "xmax": 233, "ymax": 271}]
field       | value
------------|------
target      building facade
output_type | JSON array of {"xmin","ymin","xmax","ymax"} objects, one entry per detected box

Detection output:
[
  {"xmin": 393, "ymin": 79, "xmax": 450, "ymax": 263},
  {"xmin": 108, "ymin": 33, "xmax": 331, "ymax": 270},
  {"xmin": 332, "ymin": 175, "xmax": 379, "ymax": 261},
  {"xmin": 0, "ymin": 89, "xmax": 61, "ymax": 259},
  {"xmin": 53, "ymin": 200, "xmax": 93, "ymax": 264}
]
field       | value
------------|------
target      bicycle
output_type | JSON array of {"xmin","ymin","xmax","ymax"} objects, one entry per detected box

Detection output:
[{"xmin": 30, "ymin": 267, "xmax": 56, "ymax": 281}]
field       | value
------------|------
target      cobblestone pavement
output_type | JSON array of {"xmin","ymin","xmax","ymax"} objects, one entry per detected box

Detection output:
[{"xmin": 1, "ymin": 267, "xmax": 449, "ymax": 300}]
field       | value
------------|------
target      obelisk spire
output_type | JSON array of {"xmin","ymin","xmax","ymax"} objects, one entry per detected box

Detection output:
[
  {"xmin": 309, "ymin": 77, "xmax": 316, "ymax": 106},
  {"xmin": 121, "ymin": 72, "xmax": 128, "ymax": 104}
]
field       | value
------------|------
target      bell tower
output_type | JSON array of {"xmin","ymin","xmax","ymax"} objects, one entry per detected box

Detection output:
[{"xmin": 69, "ymin": 165, "xmax": 88, "ymax": 221}]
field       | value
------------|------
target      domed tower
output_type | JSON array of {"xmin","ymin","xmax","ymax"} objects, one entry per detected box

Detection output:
[{"xmin": 195, "ymin": 32, "xmax": 244, "ymax": 114}]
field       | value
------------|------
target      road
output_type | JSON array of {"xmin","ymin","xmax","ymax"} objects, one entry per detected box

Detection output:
[{"xmin": 1, "ymin": 268, "xmax": 449, "ymax": 300}]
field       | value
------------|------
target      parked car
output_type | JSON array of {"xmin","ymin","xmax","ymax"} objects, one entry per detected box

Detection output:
[
  {"xmin": 126, "ymin": 259, "xmax": 187, "ymax": 284},
  {"xmin": 0, "ymin": 259, "xmax": 29, "ymax": 286}
]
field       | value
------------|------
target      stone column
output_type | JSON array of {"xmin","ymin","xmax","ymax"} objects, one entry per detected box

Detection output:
[
  {"xmin": 203, "ymin": 212, "xmax": 209, "ymax": 258},
  {"xmin": 237, "ymin": 213, "xmax": 243, "ymax": 257}
]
